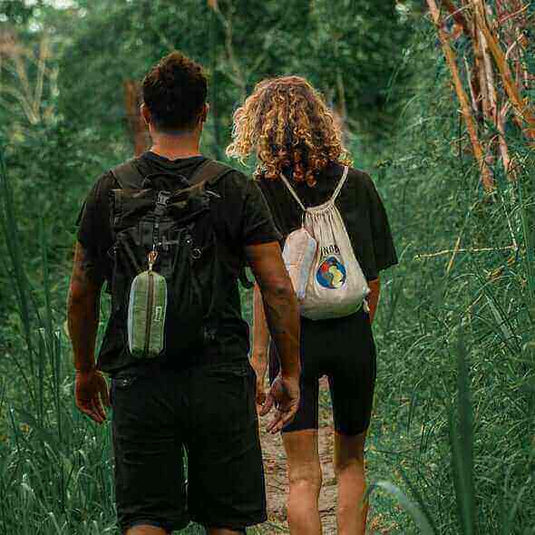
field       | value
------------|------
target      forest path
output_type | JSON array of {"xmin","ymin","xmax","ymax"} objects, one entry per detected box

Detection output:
[{"xmin": 256, "ymin": 378, "xmax": 390, "ymax": 534}]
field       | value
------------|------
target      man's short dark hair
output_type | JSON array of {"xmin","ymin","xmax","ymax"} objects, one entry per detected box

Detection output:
[{"xmin": 142, "ymin": 51, "xmax": 207, "ymax": 132}]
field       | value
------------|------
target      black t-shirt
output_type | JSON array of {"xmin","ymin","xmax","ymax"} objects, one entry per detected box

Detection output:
[
  {"xmin": 257, "ymin": 161, "xmax": 397, "ymax": 281},
  {"xmin": 76, "ymin": 151, "xmax": 281, "ymax": 372}
]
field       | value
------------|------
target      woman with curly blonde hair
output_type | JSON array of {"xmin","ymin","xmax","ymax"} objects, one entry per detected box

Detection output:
[{"xmin": 227, "ymin": 76, "xmax": 397, "ymax": 535}]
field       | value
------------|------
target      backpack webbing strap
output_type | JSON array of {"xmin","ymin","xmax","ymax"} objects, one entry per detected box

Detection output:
[
  {"xmin": 111, "ymin": 158, "xmax": 234, "ymax": 190},
  {"xmin": 110, "ymin": 160, "xmax": 145, "ymax": 189},
  {"xmin": 189, "ymin": 159, "xmax": 234, "ymax": 187}
]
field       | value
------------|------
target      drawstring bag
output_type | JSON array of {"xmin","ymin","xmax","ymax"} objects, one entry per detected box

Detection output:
[
  {"xmin": 127, "ymin": 250, "xmax": 168, "ymax": 359},
  {"xmin": 280, "ymin": 166, "xmax": 370, "ymax": 320}
]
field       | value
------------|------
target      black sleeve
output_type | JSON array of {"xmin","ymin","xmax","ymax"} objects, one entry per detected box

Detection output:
[
  {"xmin": 241, "ymin": 178, "xmax": 282, "ymax": 245},
  {"xmin": 364, "ymin": 176, "xmax": 398, "ymax": 276},
  {"xmin": 75, "ymin": 172, "xmax": 115, "ymax": 280}
]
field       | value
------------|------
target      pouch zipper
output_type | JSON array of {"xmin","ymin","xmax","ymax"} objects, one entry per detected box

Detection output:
[{"xmin": 144, "ymin": 271, "xmax": 155, "ymax": 357}]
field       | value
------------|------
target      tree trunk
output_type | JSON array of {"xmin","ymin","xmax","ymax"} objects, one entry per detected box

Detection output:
[{"xmin": 123, "ymin": 80, "xmax": 150, "ymax": 157}]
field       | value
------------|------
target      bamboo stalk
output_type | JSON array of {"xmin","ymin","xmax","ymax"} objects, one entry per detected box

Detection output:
[
  {"xmin": 478, "ymin": 27, "xmax": 508, "ymax": 173},
  {"xmin": 479, "ymin": 29, "xmax": 497, "ymax": 123},
  {"xmin": 473, "ymin": 0, "xmax": 535, "ymax": 140},
  {"xmin": 497, "ymin": 101, "xmax": 511, "ymax": 173},
  {"xmin": 464, "ymin": 56, "xmax": 480, "ymax": 115},
  {"xmin": 443, "ymin": 0, "xmax": 472, "ymax": 33},
  {"xmin": 427, "ymin": 0, "xmax": 494, "ymax": 191},
  {"xmin": 455, "ymin": 2, "xmax": 513, "ymax": 175},
  {"xmin": 470, "ymin": 27, "xmax": 496, "ymax": 173}
]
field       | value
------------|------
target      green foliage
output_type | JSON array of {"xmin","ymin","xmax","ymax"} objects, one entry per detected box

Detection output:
[
  {"xmin": 1, "ymin": 1, "xmax": 534, "ymax": 533},
  {"xmin": 0, "ymin": 0, "xmax": 37, "ymax": 25},
  {"xmin": 55, "ymin": 0, "xmax": 412, "ymax": 151},
  {"xmin": 366, "ymin": 21, "xmax": 535, "ymax": 533}
]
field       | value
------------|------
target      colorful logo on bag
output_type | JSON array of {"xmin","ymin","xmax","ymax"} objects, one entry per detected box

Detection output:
[{"xmin": 316, "ymin": 257, "xmax": 347, "ymax": 289}]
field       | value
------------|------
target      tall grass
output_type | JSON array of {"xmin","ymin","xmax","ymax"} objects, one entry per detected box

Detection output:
[
  {"xmin": 1, "ymin": 21, "xmax": 534, "ymax": 535},
  {"xmin": 0, "ymin": 143, "xmax": 211, "ymax": 534},
  {"xmin": 364, "ymin": 24, "xmax": 535, "ymax": 534}
]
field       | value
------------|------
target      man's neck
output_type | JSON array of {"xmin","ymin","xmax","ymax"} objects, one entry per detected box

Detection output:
[{"xmin": 149, "ymin": 131, "xmax": 202, "ymax": 161}]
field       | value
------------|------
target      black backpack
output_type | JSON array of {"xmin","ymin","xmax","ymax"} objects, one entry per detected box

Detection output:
[{"xmin": 103, "ymin": 158, "xmax": 234, "ymax": 365}]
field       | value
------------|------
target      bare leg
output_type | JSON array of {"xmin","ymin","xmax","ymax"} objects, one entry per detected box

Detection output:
[
  {"xmin": 334, "ymin": 431, "xmax": 368, "ymax": 535},
  {"xmin": 126, "ymin": 526, "xmax": 168, "ymax": 535},
  {"xmin": 283, "ymin": 429, "xmax": 323, "ymax": 535}
]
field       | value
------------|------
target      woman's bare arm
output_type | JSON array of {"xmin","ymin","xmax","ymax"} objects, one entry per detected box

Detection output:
[
  {"xmin": 367, "ymin": 277, "xmax": 381, "ymax": 323},
  {"xmin": 251, "ymin": 283, "xmax": 271, "ymax": 404}
]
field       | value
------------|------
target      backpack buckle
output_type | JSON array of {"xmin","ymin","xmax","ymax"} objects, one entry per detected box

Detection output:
[
  {"xmin": 156, "ymin": 191, "xmax": 171, "ymax": 206},
  {"xmin": 154, "ymin": 191, "xmax": 171, "ymax": 218}
]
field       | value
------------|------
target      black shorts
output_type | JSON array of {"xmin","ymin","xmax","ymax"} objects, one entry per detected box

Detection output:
[
  {"xmin": 270, "ymin": 307, "xmax": 376, "ymax": 435},
  {"xmin": 110, "ymin": 359, "xmax": 266, "ymax": 533}
]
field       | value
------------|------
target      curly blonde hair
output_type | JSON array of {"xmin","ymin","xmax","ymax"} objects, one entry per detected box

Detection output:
[{"xmin": 226, "ymin": 76, "xmax": 351, "ymax": 186}]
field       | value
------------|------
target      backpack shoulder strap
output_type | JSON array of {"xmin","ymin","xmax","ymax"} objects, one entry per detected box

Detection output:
[
  {"xmin": 279, "ymin": 172, "xmax": 307, "ymax": 211},
  {"xmin": 189, "ymin": 159, "xmax": 235, "ymax": 187},
  {"xmin": 330, "ymin": 166, "xmax": 350, "ymax": 204},
  {"xmin": 110, "ymin": 160, "xmax": 145, "ymax": 189}
]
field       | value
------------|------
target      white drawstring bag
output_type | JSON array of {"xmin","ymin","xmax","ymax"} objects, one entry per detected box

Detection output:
[{"xmin": 281, "ymin": 166, "xmax": 370, "ymax": 320}]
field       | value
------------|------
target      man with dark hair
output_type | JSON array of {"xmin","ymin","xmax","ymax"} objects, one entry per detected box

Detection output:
[{"xmin": 68, "ymin": 51, "xmax": 300, "ymax": 535}]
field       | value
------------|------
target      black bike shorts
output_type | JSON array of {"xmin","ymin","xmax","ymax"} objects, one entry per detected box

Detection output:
[
  {"xmin": 110, "ymin": 359, "xmax": 266, "ymax": 534},
  {"xmin": 270, "ymin": 307, "xmax": 377, "ymax": 436}
]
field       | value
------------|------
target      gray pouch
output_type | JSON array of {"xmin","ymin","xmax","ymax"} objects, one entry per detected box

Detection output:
[{"xmin": 127, "ymin": 267, "xmax": 168, "ymax": 359}]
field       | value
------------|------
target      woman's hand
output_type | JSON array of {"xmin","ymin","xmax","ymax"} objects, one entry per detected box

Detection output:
[{"xmin": 250, "ymin": 353, "xmax": 268, "ymax": 407}]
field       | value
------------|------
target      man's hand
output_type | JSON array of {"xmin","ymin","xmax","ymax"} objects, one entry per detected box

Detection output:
[
  {"xmin": 250, "ymin": 355, "xmax": 268, "ymax": 407},
  {"xmin": 75, "ymin": 369, "xmax": 110, "ymax": 424},
  {"xmin": 260, "ymin": 375, "xmax": 300, "ymax": 434}
]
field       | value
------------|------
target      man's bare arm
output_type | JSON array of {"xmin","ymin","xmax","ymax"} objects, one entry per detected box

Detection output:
[
  {"xmin": 68, "ymin": 242, "xmax": 109, "ymax": 423},
  {"xmin": 245, "ymin": 241, "xmax": 300, "ymax": 433},
  {"xmin": 245, "ymin": 242, "xmax": 300, "ymax": 379},
  {"xmin": 68, "ymin": 242, "xmax": 103, "ymax": 371}
]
